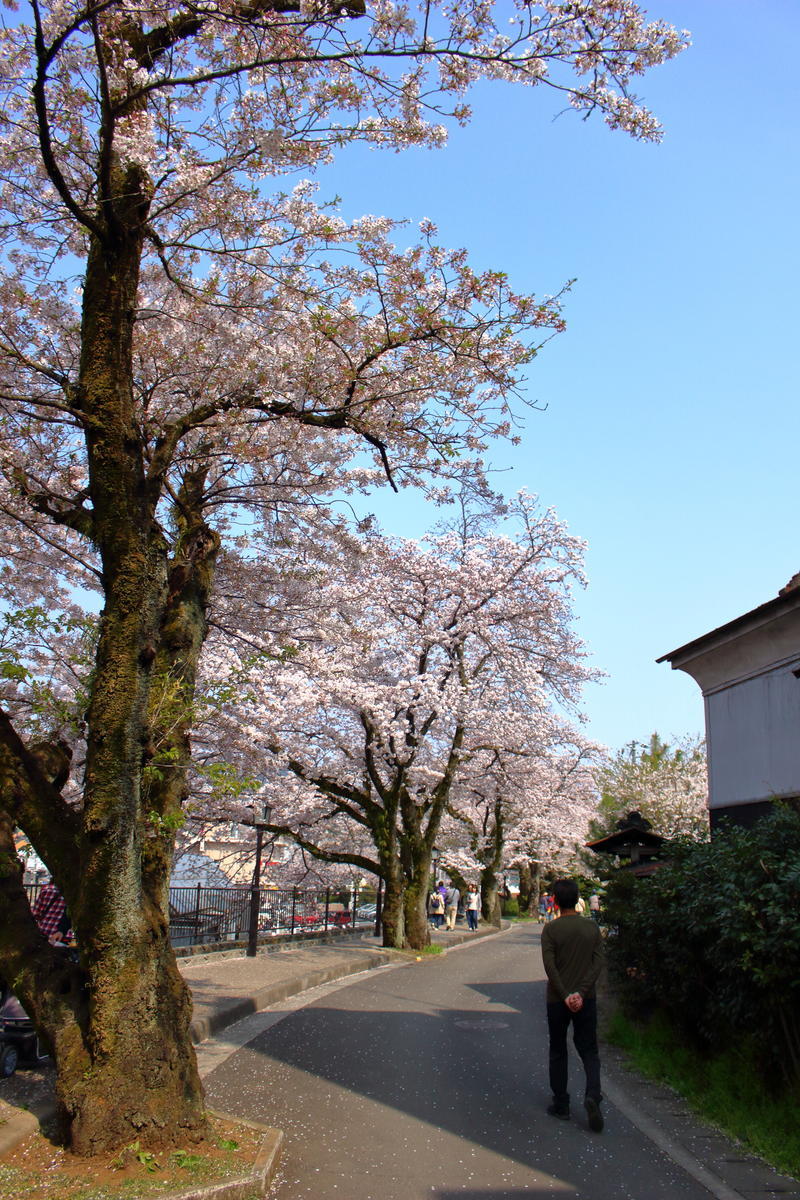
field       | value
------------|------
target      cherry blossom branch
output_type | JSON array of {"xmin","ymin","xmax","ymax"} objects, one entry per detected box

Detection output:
[{"xmin": 29, "ymin": 0, "xmax": 106, "ymax": 242}]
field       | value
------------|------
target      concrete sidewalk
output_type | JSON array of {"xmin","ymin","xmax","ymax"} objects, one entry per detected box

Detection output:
[{"xmin": 180, "ymin": 925, "xmax": 486, "ymax": 1044}]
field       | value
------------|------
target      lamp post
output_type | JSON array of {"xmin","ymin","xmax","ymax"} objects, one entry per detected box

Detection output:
[{"xmin": 246, "ymin": 798, "xmax": 273, "ymax": 958}]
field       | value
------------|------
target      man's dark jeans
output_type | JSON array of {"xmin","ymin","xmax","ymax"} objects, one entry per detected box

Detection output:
[{"xmin": 547, "ymin": 997, "xmax": 601, "ymax": 1107}]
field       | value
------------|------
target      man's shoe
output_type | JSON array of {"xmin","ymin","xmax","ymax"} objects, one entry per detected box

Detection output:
[
  {"xmin": 547, "ymin": 1103, "xmax": 570, "ymax": 1121},
  {"xmin": 584, "ymin": 1096, "xmax": 604, "ymax": 1132}
]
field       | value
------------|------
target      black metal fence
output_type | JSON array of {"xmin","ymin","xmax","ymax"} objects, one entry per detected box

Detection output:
[
  {"xmin": 24, "ymin": 883, "xmax": 376, "ymax": 949},
  {"xmin": 169, "ymin": 884, "xmax": 376, "ymax": 947}
]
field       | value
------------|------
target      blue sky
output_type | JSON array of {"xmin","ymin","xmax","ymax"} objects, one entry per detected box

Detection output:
[{"xmin": 316, "ymin": 1, "xmax": 800, "ymax": 754}]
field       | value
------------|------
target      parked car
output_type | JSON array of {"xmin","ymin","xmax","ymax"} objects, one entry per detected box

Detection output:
[
  {"xmin": 327, "ymin": 903, "xmax": 353, "ymax": 928},
  {"xmin": 294, "ymin": 905, "xmax": 323, "ymax": 928}
]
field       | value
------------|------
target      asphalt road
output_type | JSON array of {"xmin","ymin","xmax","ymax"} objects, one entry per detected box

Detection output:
[{"xmin": 202, "ymin": 925, "xmax": 722, "ymax": 1200}]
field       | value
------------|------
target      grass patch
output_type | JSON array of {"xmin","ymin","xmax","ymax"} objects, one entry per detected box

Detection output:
[
  {"xmin": 390, "ymin": 944, "xmax": 444, "ymax": 960},
  {"xmin": 606, "ymin": 1008, "xmax": 800, "ymax": 1179}
]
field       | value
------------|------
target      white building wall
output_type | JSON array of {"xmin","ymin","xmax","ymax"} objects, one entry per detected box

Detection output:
[{"xmin": 706, "ymin": 660, "xmax": 800, "ymax": 809}]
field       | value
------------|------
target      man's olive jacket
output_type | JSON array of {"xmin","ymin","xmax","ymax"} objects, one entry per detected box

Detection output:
[{"xmin": 541, "ymin": 914, "xmax": 603, "ymax": 1004}]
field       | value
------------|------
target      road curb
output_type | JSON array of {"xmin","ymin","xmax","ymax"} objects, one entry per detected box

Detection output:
[
  {"xmin": 186, "ymin": 926, "xmax": 508, "ymax": 1044},
  {"xmin": 188, "ymin": 947, "xmax": 396, "ymax": 1044},
  {"xmin": 0, "ymin": 1097, "xmax": 42, "ymax": 1158},
  {"xmin": 164, "ymin": 1114, "xmax": 283, "ymax": 1200}
]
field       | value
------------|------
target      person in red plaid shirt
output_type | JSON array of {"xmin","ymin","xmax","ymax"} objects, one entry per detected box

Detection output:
[{"xmin": 31, "ymin": 879, "xmax": 68, "ymax": 942}]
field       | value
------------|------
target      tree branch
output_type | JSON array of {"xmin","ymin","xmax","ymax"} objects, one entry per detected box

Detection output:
[{"xmin": 0, "ymin": 711, "xmax": 81, "ymax": 896}]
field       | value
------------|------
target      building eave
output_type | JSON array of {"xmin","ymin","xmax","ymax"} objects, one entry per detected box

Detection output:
[{"xmin": 657, "ymin": 588, "xmax": 800, "ymax": 669}]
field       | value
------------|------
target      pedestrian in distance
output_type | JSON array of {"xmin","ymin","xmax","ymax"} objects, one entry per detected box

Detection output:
[
  {"xmin": 589, "ymin": 893, "xmax": 601, "ymax": 923},
  {"xmin": 428, "ymin": 886, "xmax": 445, "ymax": 928},
  {"xmin": 31, "ymin": 877, "xmax": 68, "ymax": 944},
  {"xmin": 444, "ymin": 883, "xmax": 460, "ymax": 930},
  {"xmin": 541, "ymin": 877, "xmax": 604, "ymax": 1133},
  {"xmin": 465, "ymin": 886, "xmax": 480, "ymax": 931}
]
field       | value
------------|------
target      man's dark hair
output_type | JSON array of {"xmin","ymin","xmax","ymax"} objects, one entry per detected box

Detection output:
[{"xmin": 552, "ymin": 879, "xmax": 579, "ymax": 910}]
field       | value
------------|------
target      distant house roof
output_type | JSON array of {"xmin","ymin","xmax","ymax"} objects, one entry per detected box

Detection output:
[
  {"xmin": 585, "ymin": 827, "xmax": 665, "ymax": 855},
  {"xmin": 586, "ymin": 812, "xmax": 665, "ymax": 872},
  {"xmin": 170, "ymin": 852, "xmax": 233, "ymax": 889}
]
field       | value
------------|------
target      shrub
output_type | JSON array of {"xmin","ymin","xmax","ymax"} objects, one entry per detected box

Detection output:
[{"xmin": 603, "ymin": 806, "xmax": 800, "ymax": 1089}]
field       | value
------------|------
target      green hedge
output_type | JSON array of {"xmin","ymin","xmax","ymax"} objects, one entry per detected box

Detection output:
[{"xmin": 603, "ymin": 806, "xmax": 800, "ymax": 1089}]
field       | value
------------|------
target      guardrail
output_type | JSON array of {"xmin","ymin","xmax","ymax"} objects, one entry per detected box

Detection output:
[{"xmin": 24, "ymin": 883, "xmax": 376, "ymax": 949}]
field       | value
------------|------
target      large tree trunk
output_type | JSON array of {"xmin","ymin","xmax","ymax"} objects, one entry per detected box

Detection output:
[
  {"xmin": 54, "ymin": 923, "xmax": 204, "ymax": 1152},
  {"xmin": 402, "ymin": 871, "xmax": 431, "ymax": 951},
  {"xmin": 518, "ymin": 860, "xmax": 533, "ymax": 914},
  {"xmin": 518, "ymin": 858, "xmax": 542, "ymax": 916},
  {"xmin": 397, "ymin": 804, "xmax": 433, "ymax": 951},
  {"xmin": 371, "ymin": 809, "xmax": 406, "ymax": 950},
  {"xmin": 0, "ymin": 161, "xmax": 212, "ymax": 1154},
  {"xmin": 479, "ymin": 798, "xmax": 504, "ymax": 927},
  {"xmin": 481, "ymin": 874, "xmax": 502, "ymax": 926},
  {"xmin": 380, "ymin": 872, "xmax": 406, "ymax": 949},
  {"xmin": 1, "ymin": 767, "xmax": 206, "ymax": 1155}
]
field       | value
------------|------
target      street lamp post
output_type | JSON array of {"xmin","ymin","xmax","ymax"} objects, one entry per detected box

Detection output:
[
  {"xmin": 429, "ymin": 847, "xmax": 441, "ymax": 931},
  {"xmin": 246, "ymin": 799, "xmax": 273, "ymax": 958}
]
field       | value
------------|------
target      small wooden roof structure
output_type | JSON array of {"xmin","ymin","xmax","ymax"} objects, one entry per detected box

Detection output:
[{"xmin": 586, "ymin": 811, "xmax": 665, "ymax": 875}]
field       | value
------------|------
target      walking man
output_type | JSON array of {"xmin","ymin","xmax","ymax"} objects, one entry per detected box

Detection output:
[
  {"xmin": 540, "ymin": 878, "xmax": 604, "ymax": 1132},
  {"xmin": 444, "ymin": 883, "xmax": 460, "ymax": 930}
]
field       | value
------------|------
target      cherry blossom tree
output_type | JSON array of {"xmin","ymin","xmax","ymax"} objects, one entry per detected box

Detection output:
[
  {"xmin": 0, "ymin": 213, "xmax": 567, "ymax": 1152},
  {"xmin": 444, "ymin": 726, "xmax": 598, "ymax": 921},
  {"xmin": 592, "ymin": 732, "xmax": 709, "ymax": 840},
  {"xmin": 505, "ymin": 739, "xmax": 599, "ymax": 912},
  {"xmin": 202, "ymin": 494, "xmax": 594, "ymax": 949},
  {"xmin": 0, "ymin": 0, "xmax": 687, "ymax": 1154}
]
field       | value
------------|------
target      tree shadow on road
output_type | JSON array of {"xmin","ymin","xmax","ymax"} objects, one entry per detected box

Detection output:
[{"xmin": 202, "ymin": 971, "xmax": 693, "ymax": 1200}]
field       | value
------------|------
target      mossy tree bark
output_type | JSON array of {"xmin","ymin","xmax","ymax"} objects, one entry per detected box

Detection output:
[
  {"xmin": 479, "ymin": 798, "xmax": 504, "ymax": 927},
  {"xmin": 399, "ymin": 794, "xmax": 433, "ymax": 951},
  {"xmin": 517, "ymin": 859, "xmax": 542, "ymax": 916},
  {"xmin": 0, "ymin": 158, "xmax": 212, "ymax": 1154}
]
